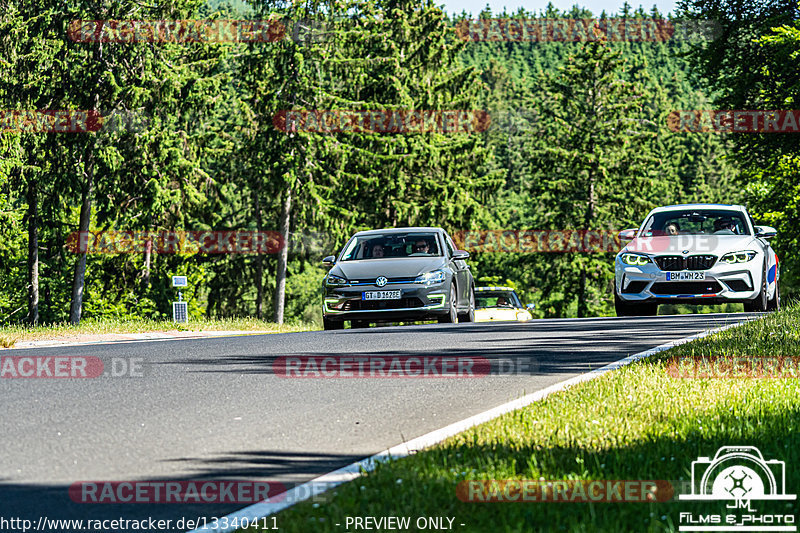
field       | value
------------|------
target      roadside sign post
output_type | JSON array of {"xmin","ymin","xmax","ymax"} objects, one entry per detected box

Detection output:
[{"xmin": 172, "ymin": 275, "xmax": 188, "ymax": 323}]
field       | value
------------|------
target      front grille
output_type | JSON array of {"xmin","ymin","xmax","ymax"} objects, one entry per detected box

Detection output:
[
  {"xmin": 724, "ymin": 280, "xmax": 751, "ymax": 292},
  {"xmin": 622, "ymin": 281, "xmax": 649, "ymax": 294},
  {"xmin": 351, "ymin": 277, "xmax": 417, "ymax": 285},
  {"xmin": 650, "ymin": 281, "xmax": 723, "ymax": 295},
  {"xmin": 687, "ymin": 255, "xmax": 717, "ymax": 270},
  {"xmin": 655, "ymin": 255, "xmax": 717, "ymax": 271},
  {"xmin": 655, "ymin": 256, "xmax": 684, "ymax": 271},
  {"xmin": 342, "ymin": 297, "xmax": 425, "ymax": 311}
]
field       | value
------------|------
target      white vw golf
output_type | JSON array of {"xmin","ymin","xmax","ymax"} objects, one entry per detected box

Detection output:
[{"xmin": 614, "ymin": 204, "xmax": 780, "ymax": 316}]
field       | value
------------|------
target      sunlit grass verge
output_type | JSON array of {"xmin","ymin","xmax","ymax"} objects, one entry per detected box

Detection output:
[
  {"xmin": 250, "ymin": 305, "xmax": 800, "ymax": 533},
  {"xmin": 0, "ymin": 317, "xmax": 316, "ymax": 347}
]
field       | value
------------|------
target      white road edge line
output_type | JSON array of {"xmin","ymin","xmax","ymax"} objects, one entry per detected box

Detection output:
[{"xmin": 189, "ymin": 318, "xmax": 753, "ymax": 533}]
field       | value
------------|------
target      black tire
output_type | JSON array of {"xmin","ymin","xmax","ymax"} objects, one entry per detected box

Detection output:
[
  {"xmin": 438, "ymin": 284, "xmax": 458, "ymax": 324},
  {"xmin": 614, "ymin": 289, "xmax": 631, "ymax": 317},
  {"xmin": 744, "ymin": 262, "xmax": 769, "ymax": 312},
  {"xmin": 350, "ymin": 320, "xmax": 370, "ymax": 329},
  {"xmin": 457, "ymin": 286, "xmax": 475, "ymax": 323},
  {"xmin": 635, "ymin": 303, "xmax": 659, "ymax": 316},
  {"xmin": 768, "ymin": 276, "xmax": 781, "ymax": 311},
  {"xmin": 615, "ymin": 288, "xmax": 657, "ymax": 316},
  {"xmin": 323, "ymin": 317, "xmax": 344, "ymax": 330}
]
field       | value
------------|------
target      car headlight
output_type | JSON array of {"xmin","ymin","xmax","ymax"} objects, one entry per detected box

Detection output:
[
  {"xmin": 414, "ymin": 270, "xmax": 446, "ymax": 285},
  {"xmin": 325, "ymin": 274, "xmax": 348, "ymax": 286},
  {"xmin": 720, "ymin": 251, "xmax": 757, "ymax": 264},
  {"xmin": 620, "ymin": 253, "xmax": 652, "ymax": 266}
]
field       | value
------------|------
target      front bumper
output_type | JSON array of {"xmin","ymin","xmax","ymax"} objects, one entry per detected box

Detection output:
[
  {"xmin": 474, "ymin": 309, "xmax": 532, "ymax": 322},
  {"xmin": 322, "ymin": 282, "xmax": 450, "ymax": 322},
  {"xmin": 615, "ymin": 260, "xmax": 761, "ymax": 304}
]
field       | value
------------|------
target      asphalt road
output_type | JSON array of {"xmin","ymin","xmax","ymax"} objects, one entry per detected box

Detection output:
[{"xmin": 0, "ymin": 313, "xmax": 755, "ymax": 531}]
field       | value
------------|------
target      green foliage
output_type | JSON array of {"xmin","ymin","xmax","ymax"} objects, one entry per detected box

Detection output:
[
  {"xmin": 0, "ymin": 0, "xmax": 757, "ymax": 324},
  {"xmin": 678, "ymin": 0, "xmax": 800, "ymax": 299}
]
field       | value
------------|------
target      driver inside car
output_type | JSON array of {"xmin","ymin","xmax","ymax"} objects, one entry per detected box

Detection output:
[
  {"xmin": 713, "ymin": 218, "xmax": 737, "ymax": 235},
  {"xmin": 371, "ymin": 243, "xmax": 385, "ymax": 258},
  {"xmin": 413, "ymin": 240, "xmax": 430, "ymax": 254}
]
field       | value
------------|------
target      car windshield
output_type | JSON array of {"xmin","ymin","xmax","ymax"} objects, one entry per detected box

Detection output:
[
  {"xmin": 339, "ymin": 232, "xmax": 442, "ymax": 260},
  {"xmin": 475, "ymin": 291, "xmax": 522, "ymax": 309},
  {"xmin": 640, "ymin": 210, "xmax": 751, "ymax": 236}
]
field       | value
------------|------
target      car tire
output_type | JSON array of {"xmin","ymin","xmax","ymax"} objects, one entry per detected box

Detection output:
[
  {"xmin": 768, "ymin": 277, "xmax": 780, "ymax": 311},
  {"xmin": 323, "ymin": 317, "xmax": 344, "ymax": 330},
  {"xmin": 615, "ymin": 287, "xmax": 657, "ymax": 316},
  {"xmin": 457, "ymin": 286, "xmax": 475, "ymax": 323},
  {"xmin": 438, "ymin": 284, "xmax": 458, "ymax": 324},
  {"xmin": 614, "ymin": 289, "xmax": 631, "ymax": 317},
  {"xmin": 351, "ymin": 320, "xmax": 370, "ymax": 329},
  {"xmin": 744, "ymin": 262, "xmax": 769, "ymax": 312},
  {"xmin": 636, "ymin": 303, "xmax": 659, "ymax": 316}
]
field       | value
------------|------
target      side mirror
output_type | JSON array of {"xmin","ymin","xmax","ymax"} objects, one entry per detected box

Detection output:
[
  {"xmin": 618, "ymin": 228, "xmax": 638, "ymax": 241},
  {"xmin": 452, "ymin": 250, "xmax": 470, "ymax": 260},
  {"xmin": 322, "ymin": 255, "xmax": 336, "ymax": 265},
  {"xmin": 755, "ymin": 226, "xmax": 777, "ymax": 239},
  {"xmin": 526, "ymin": 303, "xmax": 536, "ymax": 311}
]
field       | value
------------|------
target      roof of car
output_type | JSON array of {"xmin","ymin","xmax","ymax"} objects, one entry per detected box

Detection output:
[
  {"xmin": 353, "ymin": 227, "xmax": 445, "ymax": 236},
  {"xmin": 648, "ymin": 204, "xmax": 746, "ymax": 214},
  {"xmin": 475, "ymin": 286, "xmax": 517, "ymax": 292}
]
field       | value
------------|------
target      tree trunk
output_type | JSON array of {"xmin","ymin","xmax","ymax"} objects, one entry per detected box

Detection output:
[
  {"xmin": 26, "ymin": 175, "xmax": 39, "ymax": 325},
  {"xmin": 69, "ymin": 41, "xmax": 102, "ymax": 325},
  {"xmin": 255, "ymin": 192, "xmax": 264, "ymax": 319},
  {"xmin": 69, "ymin": 149, "xmax": 94, "ymax": 325},
  {"xmin": 140, "ymin": 236, "xmax": 152, "ymax": 287},
  {"xmin": 576, "ymin": 162, "xmax": 597, "ymax": 319},
  {"xmin": 273, "ymin": 185, "xmax": 292, "ymax": 324},
  {"xmin": 577, "ymin": 265, "xmax": 587, "ymax": 318}
]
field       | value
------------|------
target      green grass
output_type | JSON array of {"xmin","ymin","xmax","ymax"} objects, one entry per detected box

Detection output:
[
  {"xmin": 0, "ymin": 317, "xmax": 316, "ymax": 347},
  {"xmin": 253, "ymin": 305, "xmax": 800, "ymax": 532}
]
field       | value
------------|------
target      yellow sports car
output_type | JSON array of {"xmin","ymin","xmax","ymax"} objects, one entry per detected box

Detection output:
[{"xmin": 474, "ymin": 287, "xmax": 535, "ymax": 322}]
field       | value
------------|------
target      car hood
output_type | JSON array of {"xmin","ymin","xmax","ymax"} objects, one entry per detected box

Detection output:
[
  {"xmin": 622, "ymin": 235, "xmax": 762, "ymax": 257},
  {"xmin": 331, "ymin": 257, "xmax": 447, "ymax": 280}
]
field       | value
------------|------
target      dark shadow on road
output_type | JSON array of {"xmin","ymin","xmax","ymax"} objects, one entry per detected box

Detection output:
[{"xmin": 0, "ymin": 449, "xmax": 365, "ymax": 532}]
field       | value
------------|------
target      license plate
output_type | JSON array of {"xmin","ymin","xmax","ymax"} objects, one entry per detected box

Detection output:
[
  {"xmin": 666, "ymin": 272, "xmax": 706, "ymax": 281},
  {"xmin": 363, "ymin": 290, "xmax": 401, "ymax": 300}
]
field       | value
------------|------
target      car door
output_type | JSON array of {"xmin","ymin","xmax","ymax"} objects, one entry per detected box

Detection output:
[{"xmin": 443, "ymin": 232, "xmax": 469, "ymax": 304}]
